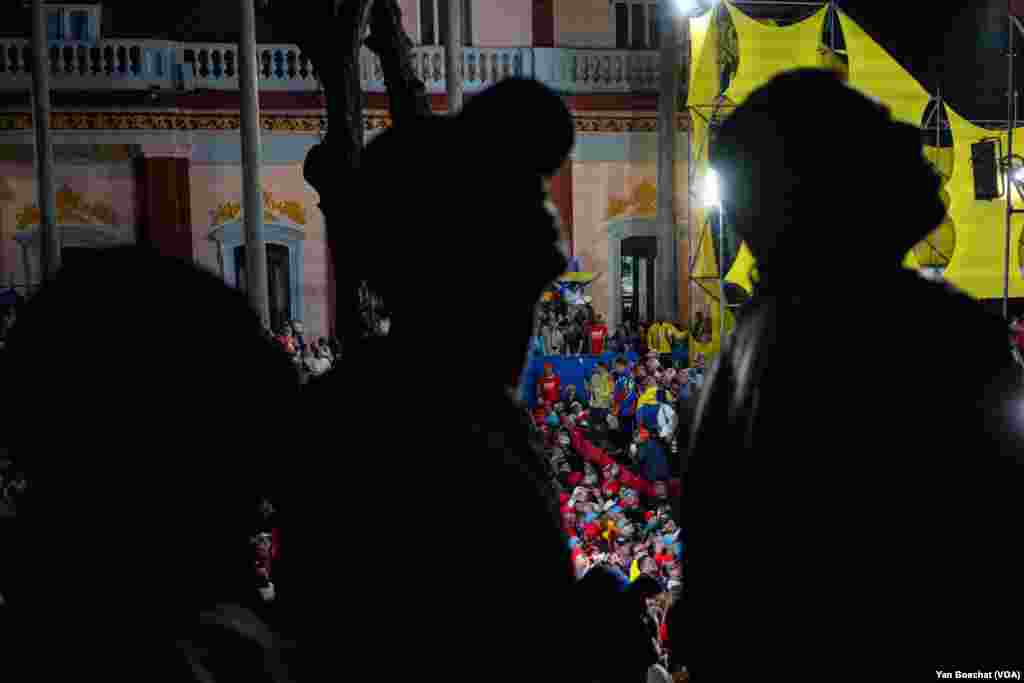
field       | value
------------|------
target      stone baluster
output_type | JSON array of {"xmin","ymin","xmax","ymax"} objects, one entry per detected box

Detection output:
[{"xmin": 286, "ymin": 48, "xmax": 297, "ymax": 80}]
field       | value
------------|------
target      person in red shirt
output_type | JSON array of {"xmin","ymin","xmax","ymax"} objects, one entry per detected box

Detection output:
[
  {"xmin": 1011, "ymin": 317, "xmax": 1024, "ymax": 354},
  {"xmin": 536, "ymin": 363, "xmax": 562, "ymax": 405},
  {"xmin": 588, "ymin": 314, "xmax": 609, "ymax": 355}
]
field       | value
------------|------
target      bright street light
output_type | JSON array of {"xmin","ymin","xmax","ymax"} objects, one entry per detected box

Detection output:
[
  {"xmin": 703, "ymin": 168, "xmax": 721, "ymax": 207},
  {"xmin": 675, "ymin": 0, "xmax": 700, "ymax": 15}
]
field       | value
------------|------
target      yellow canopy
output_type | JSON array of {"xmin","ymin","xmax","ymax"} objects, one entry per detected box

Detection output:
[
  {"xmin": 722, "ymin": 2, "xmax": 829, "ymax": 106},
  {"xmin": 836, "ymin": 8, "xmax": 930, "ymax": 128},
  {"xmin": 557, "ymin": 272, "xmax": 600, "ymax": 285},
  {"xmin": 818, "ymin": 46, "xmax": 849, "ymax": 82},
  {"xmin": 923, "ymin": 144, "xmax": 954, "ymax": 183},
  {"xmin": 691, "ymin": 223, "xmax": 719, "ymax": 281},
  {"xmin": 724, "ymin": 241, "xmax": 757, "ymax": 293},
  {"xmin": 942, "ymin": 104, "xmax": 1024, "ymax": 298},
  {"xmin": 689, "ymin": 221, "xmax": 737, "ymax": 356},
  {"xmin": 688, "ymin": 9, "xmax": 721, "ymax": 111}
]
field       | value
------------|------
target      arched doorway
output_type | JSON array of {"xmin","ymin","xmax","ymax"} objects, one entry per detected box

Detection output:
[
  {"xmin": 621, "ymin": 235, "xmax": 657, "ymax": 325},
  {"xmin": 607, "ymin": 216, "xmax": 659, "ymax": 331}
]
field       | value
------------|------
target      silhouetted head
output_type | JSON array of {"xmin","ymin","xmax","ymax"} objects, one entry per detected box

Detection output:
[
  {"xmin": 357, "ymin": 78, "xmax": 572, "ymax": 386},
  {"xmin": 711, "ymin": 69, "xmax": 943, "ymax": 292},
  {"xmin": 2, "ymin": 247, "xmax": 299, "ymax": 614}
]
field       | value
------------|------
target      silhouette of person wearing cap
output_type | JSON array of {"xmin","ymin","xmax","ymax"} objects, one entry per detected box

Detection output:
[
  {"xmin": 292, "ymin": 78, "xmax": 579, "ymax": 681},
  {"xmin": 681, "ymin": 69, "xmax": 1024, "ymax": 675}
]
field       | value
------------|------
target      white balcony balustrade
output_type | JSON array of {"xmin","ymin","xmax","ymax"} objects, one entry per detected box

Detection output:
[{"xmin": 0, "ymin": 39, "xmax": 661, "ymax": 95}]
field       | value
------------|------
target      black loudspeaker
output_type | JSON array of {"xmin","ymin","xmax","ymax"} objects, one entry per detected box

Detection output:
[{"xmin": 971, "ymin": 140, "xmax": 1000, "ymax": 200}]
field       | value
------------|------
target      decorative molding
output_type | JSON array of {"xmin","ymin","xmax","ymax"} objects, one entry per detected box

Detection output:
[
  {"xmin": 211, "ymin": 189, "xmax": 308, "ymax": 227},
  {"xmin": 606, "ymin": 179, "xmax": 657, "ymax": 220},
  {"xmin": 15, "ymin": 184, "xmax": 118, "ymax": 229},
  {"xmin": 137, "ymin": 143, "xmax": 194, "ymax": 159},
  {"xmin": 14, "ymin": 223, "xmax": 130, "ymax": 248},
  {"xmin": 209, "ymin": 221, "xmax": 306, "ymax": 247},
  {"xmin": 0, "ymin": 110, "xmax": 687, "ymax": 134}
]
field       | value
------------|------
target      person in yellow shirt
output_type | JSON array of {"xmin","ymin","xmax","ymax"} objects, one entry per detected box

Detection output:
[
  {"xmin": 653, "ymin": 320, "xmax": 688, "ymax": 369},
  {"xmin": 646, "ymin": 320, "xmax": 662, "ymax": 356}
]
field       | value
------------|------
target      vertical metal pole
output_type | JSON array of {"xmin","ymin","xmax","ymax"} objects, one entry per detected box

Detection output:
[
  {"xmin": 829, "ymin": 2, "xmax": 835, "ymax": 52},
  {"xmin": 30, "ymin": 0, "xmax": 59, "ymax": 284},
  {"xmin": 718, "ymin": 204, "xmax": 726, "ymax": 346},
  {"xmin": 1006, "ymin": 0, "xmax": 1015, "ymax": 320},
  {"xmin": 239, "ymin": 0, "xmax": 270, "ymax": 329},
  {"xmin": 657, "ymin": 0, "xmax": 681, "ymax": 322},
  {"xmin": 446, "ymin": 0, "xmax": 464, "ymax": 113}
]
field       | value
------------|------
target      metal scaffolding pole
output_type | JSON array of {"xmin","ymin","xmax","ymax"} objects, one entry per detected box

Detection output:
[
  {"xmin": 657, "ymin": 0, "xmax": 682, "ymax": 322},
  {"xmin": 446, "ymin": 0, "xmax": 463, "ymax": 113},
  {"xmin": 718, "ymin": 203, "xmax": 727, "ymax": 344},
  {"xmin": 30, "ymin": 0, "xmax": 59, "ymax": 286},
  {"xmin": 238, "ymin": 0, "xmax": 270, "ymax": 329},
  {"xmin": 1007, "ymin": 1, "xmax": 1017, "ymax": 320}
]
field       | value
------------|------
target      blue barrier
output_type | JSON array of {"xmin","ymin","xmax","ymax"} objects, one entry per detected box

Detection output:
[{"xmin": 518, "ymin": 352, "xmax": 640, "ymax": 408}]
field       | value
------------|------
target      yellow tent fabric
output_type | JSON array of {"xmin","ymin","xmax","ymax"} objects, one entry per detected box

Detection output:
[
  {"xmin": 836, "ymin": 8, "xmax": 929, "ymax": 128},
  {"xmin": 724, "ymin": 242, "xmax": 756, "ymax": 293},
  {"xmin": 943, "ymin": 104, "xmax": 1024, "ymax": 298},
  {"xmin": 691, "ymin": 223, "xmax": 719, "ymax": 281},
  {"xmin": 688, "ymin": 9, "xmax": 720, "ymax": 111},
  {"xmin": 557, "ymin": 272, "xmax": 600, "ymax": 285},
  {"xmin": 689, "ymin": 222, "xmax": 736, "ymax": 358},
  {"xmin": 913, "ymin": 188, "xmax": 956, "ymax": 267},
  {"xmin": 818, "ymin": 46, "xmax": 849, "ymax": 82},
  {"xmin": 689, "ymin": 296, "xmax": 734, "ymax": 361},
  {"xmin": 722, "ymin": 2, "xmax": 829, "ymax": 106},
  {"xmin": 923, "ymin": 144, "xmax": 954, "ymax": 183}
]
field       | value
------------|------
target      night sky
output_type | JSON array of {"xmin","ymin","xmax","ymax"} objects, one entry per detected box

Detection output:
[{"xmin": 835, "ymin": 0, "xmax": 1017, "ymax": 123}]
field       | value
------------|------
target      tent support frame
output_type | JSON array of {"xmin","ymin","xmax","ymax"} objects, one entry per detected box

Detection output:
[
  {"xmin": 688, "ymin": 0, "xmax": 833, "ymax": 342},
  {"xmin": 1005, "ymin": 8, "xmax": 1024, "ymax": 319}
]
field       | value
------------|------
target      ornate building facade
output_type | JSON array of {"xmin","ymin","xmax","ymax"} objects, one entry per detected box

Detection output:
[{"xmin": 0, "ymin": 0, "xmax": 690, "ymax": 339}]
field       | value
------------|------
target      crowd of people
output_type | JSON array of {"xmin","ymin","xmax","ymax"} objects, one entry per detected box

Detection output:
[
  {"xmin": 269, "ymin": 320, "xmax": 342, "ymax": 382},
  {"xmin": 5, "ymin": 71, "xmax": 1024, "ymax": 680},
  {"xmin": 525, "ymin": 345, "xmax": 709, "ymax": 677},
  {"xmin": 530, "ymin": 297, "xmax": 708, "ymax": 365}
]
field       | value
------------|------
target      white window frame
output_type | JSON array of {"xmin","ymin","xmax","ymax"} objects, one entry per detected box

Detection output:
[
  {"xmin": 417, "ymin": 0, "xmax": 472, "ymax": 47},
  {"xmin": 613, "ymin": 1, "xmax": 658, "ymax": 49}
]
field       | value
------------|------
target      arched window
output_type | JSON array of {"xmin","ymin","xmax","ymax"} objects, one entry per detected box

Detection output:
[{"xmin": 209, "ymin": 222, "xmax": 305, "ymax": 335}]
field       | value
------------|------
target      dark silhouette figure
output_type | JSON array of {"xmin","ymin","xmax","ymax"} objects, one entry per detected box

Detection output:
[
  {"xmin": 681, "ymin": 69, "xmax": 1024, "ymax": 676},
  {"xmin": 288, "ymin": 78, "xmax": 578, "ymax": 680},
  {"xmin": 1, "ymin": 247, "xmax": 300, "ymax": 681},
  {"xmin": 573, "ymin": 565, "xmax": 657, "ymax": 682}
]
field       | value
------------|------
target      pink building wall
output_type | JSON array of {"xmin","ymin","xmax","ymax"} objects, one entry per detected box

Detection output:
[
  {"xmin": 189, "ymin": 162, "xmax": 332, "ymax": 340},
  {"xmin": 0, "ymin": 154, "xmax": 136, "ymax": 290},
  {"xmin": 571, "ymin": 158, "xmax": 689, "ymax": 325},
  {"xmin": 475, "ymin": 0, "xmax": 533, "ymax": 46},
  {"xmin": 400, "ymin": 0, "xmax": 418, "ymax": 39},
  {"xmin": 404, "ymin": 0, "xmax": 531, "ymax": 46}
]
